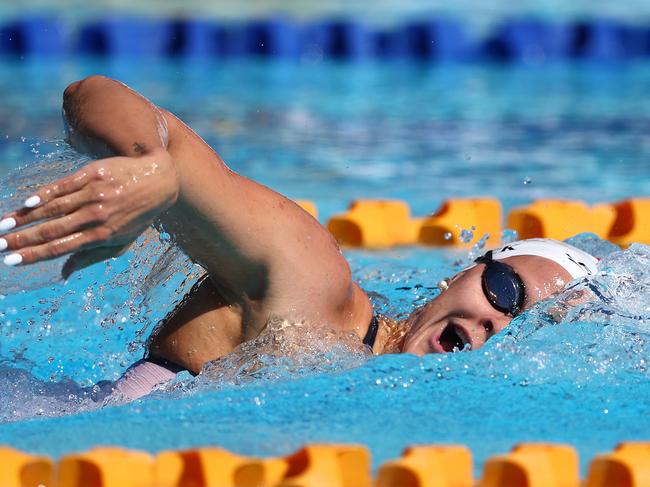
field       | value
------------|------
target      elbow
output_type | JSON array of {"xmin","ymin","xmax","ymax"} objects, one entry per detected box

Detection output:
[
  {"xmin": 63, "ymin": 75, "xmax": 111, "ymax": 104},
  {"xmin": 63, "ymin": 79, "xmax": 82, "ymax": 100},
  {"xmin": 62, "ymin": 75, "xmax": 117, "ymax": 134}
]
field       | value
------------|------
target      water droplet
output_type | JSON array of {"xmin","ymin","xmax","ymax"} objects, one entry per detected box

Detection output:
[
  {"xmin": 523, "ymin": 176, "xmax": 532, "ymax": 185},
  {"xmin": 444, "ymin": 232, "xmax": 453, "ymax": 240},
  {"xmin": 459, "ymin": 228, "xmax": 474, "ymax": 243},
  {"xmin": 475, "ymin": 233, "xmax": 490, "ymax": 252},
  {"xmin": 501, "ymin": 229, "xmax": 519, "ymax": 244}
]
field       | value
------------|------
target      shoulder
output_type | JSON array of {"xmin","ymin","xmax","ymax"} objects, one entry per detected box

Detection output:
[{"xmin": 264, "ymin": 235, "xmax": 373, "ymax": 340}]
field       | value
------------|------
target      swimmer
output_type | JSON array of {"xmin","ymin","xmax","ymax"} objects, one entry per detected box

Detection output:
[{"xmin": 0, "ymin": 76, "xmax": 599, "ymax": 400}]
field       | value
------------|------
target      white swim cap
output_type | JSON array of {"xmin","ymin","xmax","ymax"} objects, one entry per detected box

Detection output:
[{"xmin": 486, "ymin": 238, "xmax": 600, "ymax": 279}]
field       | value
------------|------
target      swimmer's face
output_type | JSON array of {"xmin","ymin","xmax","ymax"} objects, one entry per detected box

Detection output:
[{"xmin": 401, "ymin": 256, "xmax": 572, "ymax": 355}]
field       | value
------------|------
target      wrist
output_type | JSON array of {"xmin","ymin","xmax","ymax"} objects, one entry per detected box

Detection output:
[{"xmin": 142, "ymin": 148, "xmax": 180, "ymax": 209}]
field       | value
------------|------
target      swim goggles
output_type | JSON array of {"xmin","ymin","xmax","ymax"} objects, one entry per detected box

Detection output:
[{"xmin": 474, "ymin": 250, "xmax": 526, "ymax": 317}]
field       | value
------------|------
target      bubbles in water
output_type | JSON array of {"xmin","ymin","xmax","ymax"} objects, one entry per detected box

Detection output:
[
  {"xmin": 523, "ymin": 176, "xmax": 532, "ymax": 185},
  {"xmin": 444, "ymin": 232, "xmax": 453, "ymax": 241}
]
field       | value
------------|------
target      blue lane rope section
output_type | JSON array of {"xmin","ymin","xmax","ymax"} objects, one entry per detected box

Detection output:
[{"xmin": 1, "ymin": 15, "xmax": 649, "ymax": 61}]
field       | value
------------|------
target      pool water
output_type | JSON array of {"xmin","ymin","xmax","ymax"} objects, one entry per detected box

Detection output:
[
  {"xmin": 0, "ymin": 59, "xmax": 649, "ymax": 473},
  {"xmin": 3, "ymin": 1, "xmax": 650, "ymax": 34}
]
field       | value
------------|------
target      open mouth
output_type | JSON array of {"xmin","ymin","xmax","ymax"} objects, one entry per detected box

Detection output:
[{"xmin": 438, "ymin": 323, "xmax": 470, "ymax": 352}]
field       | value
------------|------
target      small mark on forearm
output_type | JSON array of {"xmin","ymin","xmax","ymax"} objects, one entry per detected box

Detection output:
[{"xmin": 133, "ymin": 142, "xmax": 147, "ymax": 154}]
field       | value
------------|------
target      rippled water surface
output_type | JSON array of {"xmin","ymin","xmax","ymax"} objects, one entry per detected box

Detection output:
[{"xmin": 0, "ymin": 59, "xmax": 649, "ymax": 472}]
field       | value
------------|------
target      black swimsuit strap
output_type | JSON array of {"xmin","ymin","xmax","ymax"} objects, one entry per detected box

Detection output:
[{"xmin": 363, "ymin": 314, "xmax": 379, "ymax": 348}]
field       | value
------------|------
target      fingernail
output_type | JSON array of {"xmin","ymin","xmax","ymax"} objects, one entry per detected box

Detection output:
[
  {"xmin": 0, "ymin": 239, "xmax": 6, "ymax": 252},
  {"xmin": 23, "ymin": 195, "xmax": 41, "ymax": 208},
  {"xmin": 0, "ymin": 218, "xmax": 16, "ymax": 232},
  {"xmin": 3, "ymin": 253, "xmax": 22, "ymax": 266}
]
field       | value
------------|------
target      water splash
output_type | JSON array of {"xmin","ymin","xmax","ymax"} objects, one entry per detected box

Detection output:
[
  {"xmin": 498, "ymin": 237, "xmax": 650, "ymax": 385},
  {"xmin": 0, "ymin": 140, "xmax": 92, "ymax": 292},
  {"xmin": 501, "ymin": 228, "xmax": 519, "ymax": 244},
  {"xmin": 2, "ymin": 145, "xmax": 650, "ymax": 453},
  {"xmin": 196, "ymin": 319, "xmax": 370, "ymax": 388},
  {"xmin": 0, "ymin": 144, "xmax": 200, "ymax": 420},
  {"xmin": 178, "ymin": 235, "xmax": 650, "ymax": 399},
  {"xmin": 459, "ymin": 226, "xmax": 476, "ymax": 243}
]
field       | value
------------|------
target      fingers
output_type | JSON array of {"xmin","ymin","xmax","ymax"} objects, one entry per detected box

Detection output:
[
  {"xmin": 62, "ymin": 244, "xmax": 130, "ymax": 280},
  {"xmin": 0, "ymin": 209, "xmax": 95, "ymax": 252},
  {"xmin": 0, "ymin": 189, "xmax": 94, "ymax": 231},
  {"xmin": 29, "ymin": 167, "xmax": 98, "ymax": 205},
  {"xmin": 0, "ymin": 165, "xmax": 102, "ymax": 230},
  {"xmin": 2, "ymin": 228, "xmax": 111, "ymax": 267}
]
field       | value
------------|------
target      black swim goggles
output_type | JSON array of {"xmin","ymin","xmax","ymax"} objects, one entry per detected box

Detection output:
[{"xmin": 474, "ymin": 250, "xmax": 526, "ymax": 317}]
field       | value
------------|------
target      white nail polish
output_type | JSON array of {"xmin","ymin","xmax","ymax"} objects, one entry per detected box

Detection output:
[
  {"xmin": 3, "ymin": 253, "xmax": 22, "ymax": 266},
  {"xmin": 0, "ymin": 218, "xmax": 16, "ymax": 232},
  {"xmin": 0, "ymin": 239, "xmax": 6, "ymax": 252},
  {"xmin": 24, "ymin": 195, "xmax": 41, "ymax": 208}
]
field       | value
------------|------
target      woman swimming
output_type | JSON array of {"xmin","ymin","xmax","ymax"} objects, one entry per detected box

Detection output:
[{"xmin": 0, "ymin": 76, "xmax": 599, "ymax": 399}]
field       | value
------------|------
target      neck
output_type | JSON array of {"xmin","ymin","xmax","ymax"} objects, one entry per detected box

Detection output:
[{"xmin": 372, "ymin": 316, "xmax": 411, "ymax": 354}]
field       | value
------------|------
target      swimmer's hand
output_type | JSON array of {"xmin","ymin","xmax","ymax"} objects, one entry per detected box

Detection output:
[{"xmin": 0, "ymin": 148, "xmax": 178, "ymax": 278}]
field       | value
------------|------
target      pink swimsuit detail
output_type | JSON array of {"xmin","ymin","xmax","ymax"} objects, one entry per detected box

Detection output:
[{"xmin": 110, "ymin": 359, "xmax": 182, "ymax": 401}]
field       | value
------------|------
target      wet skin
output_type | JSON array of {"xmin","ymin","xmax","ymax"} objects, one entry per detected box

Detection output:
[
  {"xmin": 399, "ymin": 255, "xmax": 572, "ymax": 355},
  {"xmin": 0, "ymin": 76, "xmax": 577, "ymax": 374}
]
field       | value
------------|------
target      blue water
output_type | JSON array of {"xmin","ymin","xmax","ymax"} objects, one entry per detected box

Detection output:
[
  {"xmin": 3, "ymin": 1, "xmax": 650, "ymax": 34},
  {"xmin": 0, "ymin": 59, "xmax": 650, "ymax": 474}
]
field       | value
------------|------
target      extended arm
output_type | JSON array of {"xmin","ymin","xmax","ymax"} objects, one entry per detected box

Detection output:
[{"xmin": 1, "ymin": 76, "xmax": 371, "ymax": 337}]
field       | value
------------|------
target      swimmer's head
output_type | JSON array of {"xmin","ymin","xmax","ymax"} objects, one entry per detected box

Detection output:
[{"xmin": 398, "ymin": 238, "xmax": 599, "ymax": 355}]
